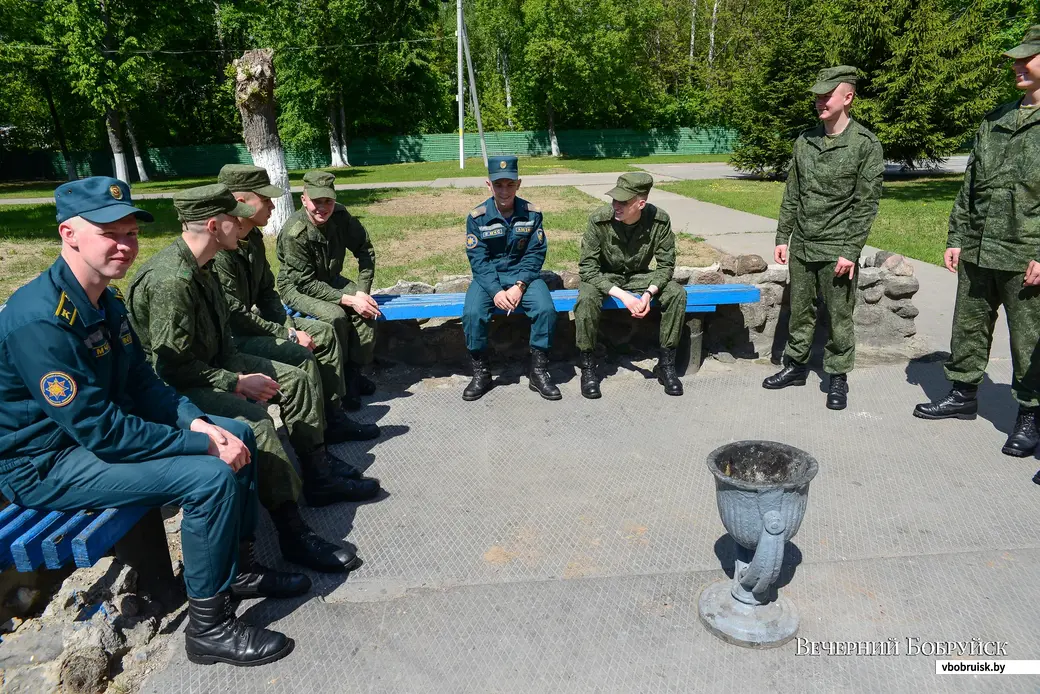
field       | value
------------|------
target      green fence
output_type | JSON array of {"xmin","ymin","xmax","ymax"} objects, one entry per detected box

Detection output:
[{"xmin": 0, "ymin": 127, "xmax": 736, "ymax": 182}]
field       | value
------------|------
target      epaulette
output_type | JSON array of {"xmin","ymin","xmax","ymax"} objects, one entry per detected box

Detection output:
[
  {"xmin": 470, "ymin": 205, "xmax": 486, "ymax": 219},
  {"xmin": 286, "ymin": 219, "xmax": 308, "ymax": 238},
  {"xmin": 109, "ymin": 285, "xmax": 126, "ymax": 303},
  {"xmin": 590, "ymin": 204, "xmax": 614, "ymax": 223},
  {"xmin": 54, "ymin": 291, "xmax": 78, "ymax": 326},
  {"xmin": 528, "ymin": 204, "xmax": 541, "ymax": 213}
]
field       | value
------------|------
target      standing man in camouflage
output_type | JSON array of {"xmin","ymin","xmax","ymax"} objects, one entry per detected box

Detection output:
[
  {"xmin": 277, "ymin": 171, "xmax": 378, "ymax": 409},
  {"xmin": 213, "ymin": 164, "xmax": 378, "ymax": 442},
  {"xmin": 914, "ymin": 27, "xmax": 1040, "ymax": 458},
  {"xmin": 763, "ymin": 65, "xmax": 884, "ymax": 411},
  {"xmin": 575, "ymin": 172, "xmax": 685, "ymax": 399},
  {"xmin": 462, "ymin": 155, "xmax": 559, "ymax": 401},
  {"xmin": 127, "ymin": 184, "xmax": 379, "ymax": 575}
]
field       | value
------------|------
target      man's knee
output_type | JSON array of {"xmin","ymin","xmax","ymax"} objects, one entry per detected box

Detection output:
[
  {"xmin": 184, "ymin": 457, "xmax": 238, "ymax": 505},
  {"xmin": 210, "ymin": 416, "xmax": 257, "ymax": 458},
  {"xmin": 575, "ymin": 283, "xmax": 604, "ymax": 312},
  {"xmin": 658, "ymin": 281, "xmax": 685, "ymax": 305}
]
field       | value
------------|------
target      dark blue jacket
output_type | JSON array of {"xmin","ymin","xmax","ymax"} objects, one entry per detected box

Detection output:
[{"xmin": 465, "ymin": 197, "xmax": 547, "ymax": 298}]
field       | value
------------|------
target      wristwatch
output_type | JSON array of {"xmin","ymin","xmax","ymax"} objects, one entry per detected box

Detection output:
[
  {"xmin": 287, "ymin": 328, "xmax": 299, "ymax": 344},
  {"xmin": 514, "ymin": 280, "xmax": 527, "ymax": 293}
]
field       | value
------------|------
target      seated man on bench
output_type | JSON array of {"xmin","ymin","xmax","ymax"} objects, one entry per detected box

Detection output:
[
  {"xmin": 575, "ymin": 173, "xmax": 685, "ymax": 399},
  {"xmin": 0, "ymin": 177, "xmax": 297, "ymax": 667}
]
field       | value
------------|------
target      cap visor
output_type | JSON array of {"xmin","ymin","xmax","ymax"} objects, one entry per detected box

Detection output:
[
  {"xmin": 79, "ymin": 203, "xmax": 154, "ymax": 224},
  {"xmin": 488, "ymin": 171, "xmax": 518, "ymax": 182},
  {"xmin": 1004, "ymin": 45, "xmax": 1040, "ymax": 59},
  {"xmin": 606, "ymin": 186, "xmax": 636, "ymax": 202},
  {"xmin": 305, "ymin": 186, "xmax": 337, "ymax": 201},
  {"xmin": 229, "ymin": 201, "xmax": 257, "ymax": 218},
  {"xmin": 256, "ymin": 184, "xmax": 286, "ymax": 198},
  {"xmin": 809, "ymin": 82, "xmax": 837, "ymax": 94}
]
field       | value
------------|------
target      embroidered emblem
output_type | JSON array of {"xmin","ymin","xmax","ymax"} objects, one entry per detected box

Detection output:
[
  {"xmin": 466, "ymin": 234, "xmax": 478, "ymax": 249},
  {"xmin": 121, "ymin": 333, "xmax": 133, "ymax": 346},
  {"xmin": 93, "ymin": 342, "xmax": 111, "ymax": 358},
  {"xmin": 536, "ymin": 229, "xmax": 545, "ymax": 244},
  {"xmin": 481, "ymin": 228, "xmax": 505, "ymax": 239},
  {"xmin": 40, "ymin": 372, "xmax": 77, "ymax": 407},
  {"xmin": 499, "ymin": 161, "xmax": 508, "ymax": 169},
  {"xmin": 109, "ymin": 184, "xmax": 123, "ymax": 200}
]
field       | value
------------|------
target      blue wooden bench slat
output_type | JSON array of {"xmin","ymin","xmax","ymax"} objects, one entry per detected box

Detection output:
[
  {"xmin": 0, "ymin": 509, "xmax": 48, "ymax": 570},
  {"xmin": 43, "ymin": 510, "xmax": 99, "ymax": 570},
  {"xmin": 12, "ymin": 510, "xmax": 68, "ymax": 572},
  {"xmin": 72, "ymin": 507, "xmax": 148, "ymax": 568}
]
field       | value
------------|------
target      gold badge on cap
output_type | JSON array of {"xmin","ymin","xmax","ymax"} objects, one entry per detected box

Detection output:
[
  {"xmin": 499, "ymin": 161, "xmax": 507, "ymax": 169},
  {"xmin": 109, "ymin": 185, "xmax": 123, "ymax": 200}
]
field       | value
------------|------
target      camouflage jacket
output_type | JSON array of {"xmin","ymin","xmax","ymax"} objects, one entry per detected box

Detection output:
[
  {"xmin": 775, "ymin": 119, "xmax": 885, "ymax": 263},
  {"xmin": 213, "ymin": 227, "xmax": 293, "ymax": 339},
  {"xmin": 465, "ymin": 196, "xmax": 547, "ymax": 298},
  {"xmin": 578, "ymin": 203, "xmax": 675, "ymax": 293},
  {"xmin": 276, "ymin": 205, "xmax": 376, "ymax": 301},
  {"xmin": 948, "ymin": 100, "xmax": 1040, "ymax": 271},
  {"xmin": 126, "ymin": 237, "xmax": 240, "ymax": 392}
]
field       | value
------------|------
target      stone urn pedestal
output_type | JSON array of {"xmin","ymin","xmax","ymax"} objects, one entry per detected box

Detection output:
[{"xmin": 698, "ymin": 440, "xmax": 818, "ymax": 648}]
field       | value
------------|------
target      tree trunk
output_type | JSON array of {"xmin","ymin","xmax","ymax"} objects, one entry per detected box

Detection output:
[
  {"xmin": 689, "ymin": 0, "xmax": 697, "ymax": 60},
  {"xmin": 500, "ymin": 50, "xmax": 514, "ymax": 130},
  {"xmin": 546, "ymin": 102, "xmax": 560, "ymax": 157},
  {"xmin": 328, "ymin": 96, "xmax": 348, "ymax": 168},
  {"xmin": 708, "ymin": 0, "xmax": 722, "ymax": 68},
  {"xmin": 234, "ymin": 49, "xmax": 293, "ymax": 235},
  {"xmin": 124, "ymin": 113, "xmax": 150, "ymax": 182},
  {"xmin": 338, "ymin": 100, "xmax": 350, "ymax": 166},
  {"xmin": 40, "ymin": 73, "xmax": 77, "ymax": 181},
  {"xmin": 105, "ymin": 109, "xmax": 130, "ymax": 184}
]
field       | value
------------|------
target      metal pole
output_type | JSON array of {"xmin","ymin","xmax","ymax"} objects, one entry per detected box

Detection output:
[
  {"xmin": 461, "ymin": 18, "xmax": 488, "ymax": 168},
  {"xmin": 457, "ymin": 0, "xmax": 465, "ymax": 169}
]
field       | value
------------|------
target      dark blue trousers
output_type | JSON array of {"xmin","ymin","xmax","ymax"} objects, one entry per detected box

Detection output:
[{"xmin": 462, "ymin": 278, "xmax": 556, "ymax": 352}]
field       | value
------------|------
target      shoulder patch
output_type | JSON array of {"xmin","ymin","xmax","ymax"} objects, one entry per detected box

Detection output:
[
  {"xmin": 470, "ymin": 205, "xmax": 486, "ymax": 219},
  {"xmin": 466, "ymin": 233, "xmax": 479, "ymax": 249},
  {"xmin": 40, "ymin": 371, "xmax": 77, "ymax": 407},
  {"xmin": 54, "ymin": 291, "xmax": 78, "ymax": 326}
]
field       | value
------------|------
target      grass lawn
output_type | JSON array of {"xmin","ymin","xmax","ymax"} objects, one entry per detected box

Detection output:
[
  {"xmin": 0, "ymin": 186, "xmax": 716, "ymax": 303},
  {"xmin": 658, "ymin": 176, "xmax": 963, "ymax": 266},
  {"xmin": 0, "ymin": 153, "xmax": 732, "ymax": 200}
]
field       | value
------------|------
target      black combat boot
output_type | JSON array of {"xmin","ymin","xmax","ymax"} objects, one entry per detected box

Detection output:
[
  {"xmin": 463, "ymin": 350, "xmax": 493, "ymax": 401},
  {"xmin": 1002, "ymin": 407, "xmax": 1039, "ymax": 458},
  {"xmin": 912, "ymin": 382, "xmax": 978, "ymax": 420},
  {"xmin": 654, "ymin": 348, "xmax": 684, "ymax": 396},
  {"xmin": 528, "ymin": 348, "xmax": 562, "ymax": 400},
  {"xmin": 762, "ymin": 361, "xmax": 809, "ymax": 389},
  {"xmin": 326, "ymin": 404, "xmax": 380, "ymax": 443},
  {"xmin": 347, "ymin": 365, "xmax": 377, "ymax": 397},
  {"xmin": 826, "ymin": 373, "xmax": 848, "ymax": 410},
  {"xmin": 184, "ymin": 592, "xmax": 294, "ymax": 666},
  {"xmin": 300, "ymin": 448, "xmax": 380, "ymax": 506},
  {"xmin": 271, "ymin": 502, "xmax": 361, "ymax": 573},
  {"xmin": 325, "ymin": 449, "xmax": 380, "ymax": 484},
  {"xmin": 578, "ymin": 351, "xmax": 601, "ymax": 399},
  {"xmin": 230, "ymin": 539, "xmax": 311, "ymax": 600}
]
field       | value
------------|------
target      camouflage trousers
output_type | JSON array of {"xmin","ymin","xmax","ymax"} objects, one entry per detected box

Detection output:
[
  {"xmin": 282, "ymin": 288, "xmax": 376, "ymax": 366},
  {"xmin": 944, "ymin": 261, "xmax": 1040, "ymax": 407},
  {"xmin": 237, "ymin": 316, "xmax": 345, "ymax": 404},
  {"xmin": 182, "ymin": 351, "xmax": 325, "ymax": 510},
  {"xmin": 784, "ymin": 255, "xmax": 857, "ymax": 374},
  {"xmin": 574, "ymin": 275, "xmax": 686, "ymax": 352}
]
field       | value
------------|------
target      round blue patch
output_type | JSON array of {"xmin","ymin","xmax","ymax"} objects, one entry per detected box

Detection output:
[
  {"xmin": 40, "ymin": 372, "xmax": 77, "ymax": 408},
  {"xmin": 466, "ymin": 234, "xmax": 478, "ymax": 249}
]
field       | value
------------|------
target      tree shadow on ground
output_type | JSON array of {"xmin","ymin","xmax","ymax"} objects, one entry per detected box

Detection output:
[{"xmin": 877, "ymin": 176, "xmax": 962, "ymax": 203}]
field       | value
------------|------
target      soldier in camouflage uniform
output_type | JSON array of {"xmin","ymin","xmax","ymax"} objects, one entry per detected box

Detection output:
[
  {"xmin": 575, "ymin": 172, "xmax": 685, "ymax": 399},
  {"xmin": 213, "ymin": 164, "xmax": 378, "ymax": 442},
  {"xmin": 763, "ymin": 65, "xmax": 884, "ymax": 411},
  {"xmin": 127, "ymin": 184, "xmax": 379, "ymax": 574},
  {"xmin": 276, "ymin": 171, "xmax": 378, "ymax": 409},
  {"xmin": 914, "ymin": 27, "xmax": 1040, "ymax": 458}
]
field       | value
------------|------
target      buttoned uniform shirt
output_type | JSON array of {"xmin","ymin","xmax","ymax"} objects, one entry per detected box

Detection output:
[
  {"xmin": 0, "ymin": 257, "xmax": 210, "ymax": 473},
  {"xmin": 212, "ymin": 228, "xmax": 294, "ymax": 339},
  {"xmin": 126, "ymin": 237, "xmax": 241, "ymax": 393},
  {"xmin": 578, "ymin": 203, "xmax": 675, "ymax": 293},
  {"xmin": 775, "ymin": 119, "xmax": 885, "ymax": 263},
  {"xmin": 465, "ymin": 196, "xmax": 547, "ymax": 298},
  {"xmin": 948, "ymin": 100, "xmax": 1040, "ymax": 271},
  {"xmin": 276, "ymin": 205, "xmax": 376, "ymax": 301}
]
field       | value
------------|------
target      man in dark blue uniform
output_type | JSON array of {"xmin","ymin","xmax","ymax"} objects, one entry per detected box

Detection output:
[
  {"xmin": 0, "ymin": 177, "xmax": 305, "ymax": 667},
  {"xmin": 462, "ymin": 155, "xmax": 560, "ymax": 401}
]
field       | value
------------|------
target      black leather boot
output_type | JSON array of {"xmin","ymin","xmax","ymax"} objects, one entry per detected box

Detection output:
[
  {"xmin": 1002, "ymin": 407, "xmax": 1039, "ymax": 457},
  {"xmin": 654, "ymin": 348, "xmax": 684, "ymax": 396},
  {"xmin": 912, "ymin": 382, "xmax": 978, "ymax": 420},
  {"xmin": 301, "ymin": 448, "xmax": 380, "ymax": 506},
  {"xmin": 578, "ymin": 351, "xmax": 601, "ymax": 399},
  {"xmin": 347, "ymin": 365, "xmax": 377, "ymax": 397},
  {"xmin": 762, "ymin": 361, "xmax": 808, "ymax": 389},
  {"xmin": 271, "ymin": 503, "xmax": 361, "ymax": 573},
  {"xmin": 528, "ymin": 348, "xmax": 562, "ymax": 400},
  {"xmin": 230, "ymin": 540, "xmax": 311, "ymax": 600},
  {"xmin": 184, "ymin": 592, "xmax": 294, "ymax": 666},
  {"xmin": 826, "ymin": 373, "xmax": 848, "ymax": 410},
  {"xmin": 326, "ymin": 405, "xmax": 380, "ymax": 443},
  {"xmin": 325, "ymin": 449, "xmax": 380, "ymax": 484},
  {"xmin": 463, "ymin": 351, "xmax": 493, "ymax": 401}
]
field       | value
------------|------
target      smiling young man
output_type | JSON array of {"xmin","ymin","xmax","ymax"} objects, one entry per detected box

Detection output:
[
  {"xmin": 461, "ymin": 155, "xmax": 558, "ymax": 401},
  {"xmin": 763, "ymin": 65, "xmax": 884, "ymax": 411},
  {"xmin": 276, "ymin": 171, "xmax": 379, "ymax": 410},
  {"xmin": 914, "ymin": 27, "xmax": 1040, "ymax": 459}
]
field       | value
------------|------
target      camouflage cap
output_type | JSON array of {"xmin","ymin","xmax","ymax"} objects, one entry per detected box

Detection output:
[
  {"xmin": 173, "ymin": 183, "xmax": 256, "ymax": 223},
  {"xmin": 809, "ymin": 65, "xmax": 859, "ymax": 94},
  {"xmin": 217, "ymin": 164, "xmax": 285, "ymax": 198},
  {"xmin": 606, "ymin": 172, "xmax": 654, "ymax": 202},
  {"xmin": 1004, "ymin": 25, "xmax": 1040, "ymax": 59},
  {"xmin": 302, "ymin": 171, "xmax": 337, "ymax": 200}
]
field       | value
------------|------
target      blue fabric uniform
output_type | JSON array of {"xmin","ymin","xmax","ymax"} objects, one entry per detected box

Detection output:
[
  {"xmin": 463, "ymin": 196, "xmax": 555, "ymax": 352},
  {"xmin": 0, "ymin": 257, "xmax": 258, "ymax": 598}
]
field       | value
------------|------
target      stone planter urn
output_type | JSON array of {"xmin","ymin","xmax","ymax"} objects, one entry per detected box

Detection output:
[{"xmin": 698, "ymin": 440, "xmax": 818, "ymax": 648}]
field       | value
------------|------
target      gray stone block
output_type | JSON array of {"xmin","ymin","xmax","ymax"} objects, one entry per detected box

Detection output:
[
  {"xmin": 884, "ymin": 276, "xmax": 920, "ymax": 299},
  {"xmin": 735, "ymin": 254, "xmax": 768, "ymax": 275},
  {"xmin": 861, "ymin": 285, "xmax": 884, "ymax": 304},
  {"xmin": 890, "ymin": 300, "xmax": 920, "ymax": 319},
  {"xmin": 854, "ymin": 305, "xmax": 883, "ymax": 327},
  {"xmin": 857, "ymin": 266, "xmax": 882, "ymax": 288}
]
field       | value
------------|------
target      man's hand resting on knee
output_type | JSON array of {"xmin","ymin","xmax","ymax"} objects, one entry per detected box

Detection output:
[{"xmin": 191, "ymin": 419, "xmax": 251, "ymax": 471}]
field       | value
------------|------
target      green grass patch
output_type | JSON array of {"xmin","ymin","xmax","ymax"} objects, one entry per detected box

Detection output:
[{"xmin": 658, "ymin": 176, "xmax": 963, "ymax": 266}]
